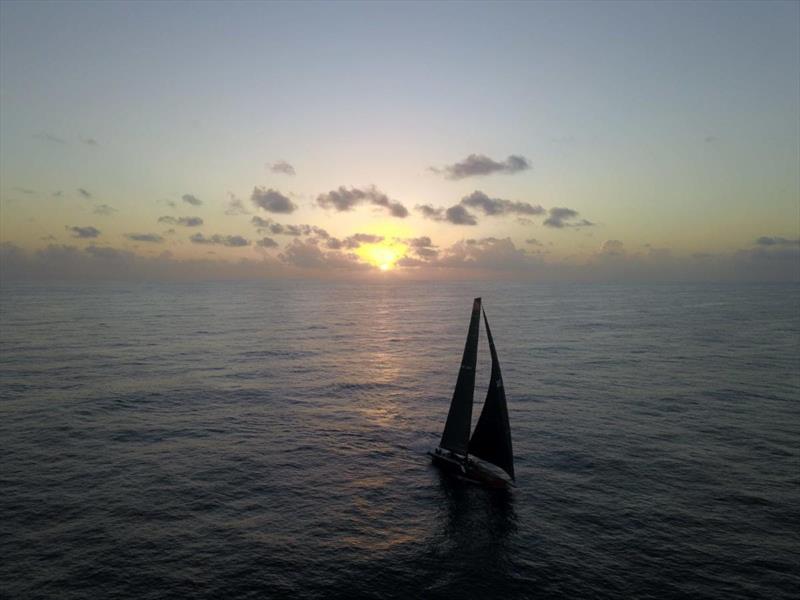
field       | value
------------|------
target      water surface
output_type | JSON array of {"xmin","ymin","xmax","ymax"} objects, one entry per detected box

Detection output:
[{"xmin": 1, "ymin": 282, "xmax": 798, "ymax": 599}]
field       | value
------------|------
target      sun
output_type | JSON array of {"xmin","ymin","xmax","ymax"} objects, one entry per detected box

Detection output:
[{"xmin": 356, "ymin": 239, "xmax": 407, "ymax": 271}]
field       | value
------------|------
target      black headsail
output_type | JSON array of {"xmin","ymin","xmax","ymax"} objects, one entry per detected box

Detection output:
[
  {"xmin": 439, "ymin": 297, "xmax": 482, "ymax": 455},
  {"xmin": 468, "ymin": 309, "xmax": 515, "ymax": 480}
]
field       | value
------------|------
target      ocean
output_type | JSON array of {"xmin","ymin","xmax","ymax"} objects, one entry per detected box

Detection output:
[{"xmin": 1, "ymin": 281, "xmax": 798, "ymax": 599}]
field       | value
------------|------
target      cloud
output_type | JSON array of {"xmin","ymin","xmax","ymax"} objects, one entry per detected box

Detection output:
[
  {"xmin": 599, "ymin": 240, "xmax": 625, "ymax": 256},
  {"xmin": 251, "ymin": 216, "xmax": 272, "ymax": 229},
  {"xmin": 33, "ymin": 132, "xmax": 66, "ymax": 144},
  {"xmin": 189, "ymin": 233, "xmax": 250, "ymax": 247},
  {"xmin": 126, "ymin": 233, "xmax": 164, "ymax": 243},
  {"xmin": 279, "ymin": 238, "xmax": 369, "ymax": 270},
  {"xmin": 251, "ymin": 216, "xmax": 314, "ymax": 236},
  {"xmin": 182, "ymin": 193, "xmax": 202, "ymax": 206},
  {"xmin": 52, "ymin": 191, "xmax": 63, "ymax": 197},
  {"xmin": 402, "ymin": 236, "xmax": 438, "ymax": 259},
  {"xmin": 415, "ymin": 204, "xmax": 444, "ymax": 220},
  {"xmin": 431, "ymin": 154, "xmax": 530, "ymax": 179},
  {"xmin": 394, "ymin": 237, "xmax": 534, "ymax": 271},
  {"xmin": 406, "ymin": 236, "xmax": 433, "ymax": 248},
  {"xmin": 526, "ymin": 238, "xmax": 543, "ymax": 246},
  {"xmin": 93, "ymin": 204, "xmax": 117, "ymax": 216},
  {"xmin": 251, "ymin": 187, "xmax": 297, "ymax": 213},
  {"xmin": 78, "ymin": 188, "xmax": 92, "ymax": 199},
  {"xmin": 286, "ymin": 224, "xmax": 313, "ymax": 236},
  {"xmin": 3, "ymin": 237, "xmax": 798, "ymax": 283},
  {"xmin": 755, "ymin": 236, "xmax": 800, "ymax": 247},
  {"xmin": 1, "ymin": 243, "xmax": 286, "ymax": 283},
  {"xmin": 84, "ymin": 245, "xmax": 130, "ymax": 260},
  {"xmin": 225, "ymin": 193, "xmax": 250, "ymax": 215},
  {"xmin": 158, "ymin": 216, "xmax": 203, "ymax": 227},
  {"xmin": 257, "ymin": 237, "xmax": 279, "ymax": 248},
  {"xmin": 543, "ymin": 207, "xmax": 594, "ymax": 228},
  {"xmin": 311, "ymin": 226, "xmax": 330, "ymax": 239},
  {"xmin": 436, "ymin": 237, "xmax": 532, "ymax": 269},
  {"xmin": 445, "ymin": 205, "xmax": 477, "ymax": 225},
  {"xmin": 81, "ymin": 136, "xmax": 99, "ymax": 146},
  {"xmin": 316, "ymin": 186, "xmax": 408, "ymax": 218},
  {"xmin": 343, "ymin": 233, "xmax": 384, "ymax": 249},
  {"xmin": 415, "ymin": 203, "xmax": 477, "ymax": 225},
  {"xmin": 460, "ymin": 190, "xmax": 544, "ymax": 216},
  {"xmin": 12, "ymin": 187, "xmax": 35, "ymax": 195},
  {"xmin": 269, "ymin": 160, "xmax": 295, "ymax": 176},
  {"xmin": 66, "ymin": 225, "xmax": 101, "ymax": 238}
]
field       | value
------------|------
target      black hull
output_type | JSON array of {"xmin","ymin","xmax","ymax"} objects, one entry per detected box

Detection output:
[{"xmin": 429, "ymin": 449, "xmax": 512, "ymax": 488}]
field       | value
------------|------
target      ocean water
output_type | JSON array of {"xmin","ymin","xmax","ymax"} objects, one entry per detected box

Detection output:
[{"xmin": 1, "ymin": 281, "xmax": 798, "ymax": 600}]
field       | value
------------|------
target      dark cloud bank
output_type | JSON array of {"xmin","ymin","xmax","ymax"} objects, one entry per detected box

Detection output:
[{"xmin": 3, "ymin": 235, "xmax": 797, "ymax": 282}]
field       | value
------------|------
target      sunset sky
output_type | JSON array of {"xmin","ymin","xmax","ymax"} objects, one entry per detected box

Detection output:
[{"xmin": 1, "ymin": 1, "xmax": 798, "ymax": 281}]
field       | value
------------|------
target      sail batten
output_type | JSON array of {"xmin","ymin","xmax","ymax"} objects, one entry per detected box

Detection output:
[
  {"xmin": 468, "ymin": 309, "xmax": 515, "ymax": 480},
  {"xmin": 439, "ymin": 297, "xmax": 481, "ymax": 454}
]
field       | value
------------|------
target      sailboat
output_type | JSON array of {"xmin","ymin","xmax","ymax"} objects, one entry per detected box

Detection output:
[{"xmin": 429, "ymin": 297, "xmax": 515, "ymax": 487}]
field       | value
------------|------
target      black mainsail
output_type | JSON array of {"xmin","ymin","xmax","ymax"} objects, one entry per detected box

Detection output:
[
  {"xmin": 439, "ymin": 297, "xmax": 482, "ymax": 455},
  {"xmin": 468, "ymin": 309, "xmax": 515, "ymax": 480}
]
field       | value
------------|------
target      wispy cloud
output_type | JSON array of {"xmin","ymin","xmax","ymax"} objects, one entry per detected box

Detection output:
[
  {"xmin": 182, "ymin": 193, "xmax": 202, "ymax": 206},
  {"xmin": 85, "ymin": 246, "xmax": 129, "ymax": 260},
  {"xmin": 77, "ymin": 188, "xmax": 92, "ymax": 199},
  {"xmin": 269, "ymin": 160, "xmax": 296, "ymax": 176},
  {"xmin": 599, "ymin": 239, "xmax": 625, "ymax": 256},
  {"xmin": 12, "ymin": 187, "xmax": 35, "ymax": 195},
  {"xmin": 431, "ymin": 154, "xmax": 530, "ymax": 180},
  {"xmin": 189, "ymin": 233, "xmax": 250, "ymax": 247},
  {"xmin": 224, "ymin": 193, "xmax": 250, "ymax": 215},
  {"xmin": 415, "ymin": 204, "xmax": 444, "ymax": 220},
  {"xmin": 126, "ymin": 233, "xmax": 164, "ymax": 243},
  {"xmin": 251, "ymin": 187, "xmax": 297, "ymax": 214},
  {"xmin": 66, "ymin": 225, "xmax": 101, "ymax": 238},
  {"xmin": 33, "ymin": 132, "xmax": 66, "ymax": 144},
  {"xmin": 93, "ymin": 204, "xmax": 117, "ymax": 216},
  {"xmin": 158, "ymin": 216, "xmax": 203, "ymax": 227},
  {"xmin": 81, "ymin": 136, "xmax": 99, "ymax": 146},
  {"xmin": 316, "ymin": 186, "xmax": 408, "ymax": 218}
]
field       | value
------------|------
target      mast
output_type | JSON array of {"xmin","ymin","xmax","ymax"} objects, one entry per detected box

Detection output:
[
  {"xmin": 468, "ymin": 308, "xmax": 515, "ymax": 480},
  {"xmin": 439, "ymin": 297, "xmax": 481, "ymax": 456}
]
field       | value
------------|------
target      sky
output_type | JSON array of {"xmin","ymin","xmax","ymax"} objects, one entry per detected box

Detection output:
[{"xmin": 1, "ymin": 0, "xmax": 798, "ymax": 281}]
